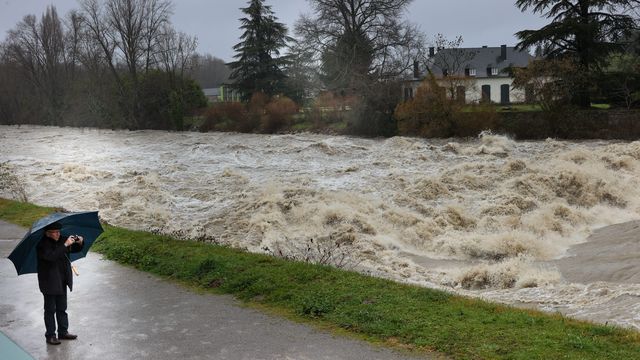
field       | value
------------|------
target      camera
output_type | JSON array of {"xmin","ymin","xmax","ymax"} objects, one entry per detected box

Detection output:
[{"xmin": 70, "ymin": 235, "xmax": 80, "ymax": 242}]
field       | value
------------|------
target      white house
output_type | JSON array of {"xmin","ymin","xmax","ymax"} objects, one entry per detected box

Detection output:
[{"xmin": 403, "ymin": 45, "xmax": 534, "ymax": 104}]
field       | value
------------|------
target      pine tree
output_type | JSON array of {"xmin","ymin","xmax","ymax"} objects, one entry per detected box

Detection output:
[
  {"xmin": 515, "ymin": 0, "xmax": 639, "ymax": 107},
  {"xmin": 228, "ymin": 0, "xmax": 290, "ymax": 100}
]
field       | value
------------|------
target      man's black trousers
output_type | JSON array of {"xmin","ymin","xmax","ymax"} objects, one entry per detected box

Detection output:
[{"xmin": 43, "ymin": 293, "xmax": 68, "ymax": 338}]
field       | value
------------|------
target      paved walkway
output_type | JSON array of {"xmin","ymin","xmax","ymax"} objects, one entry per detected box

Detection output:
[{"xmin": 0, "ymin": 220, "xmax": 437, "ymax": 360}]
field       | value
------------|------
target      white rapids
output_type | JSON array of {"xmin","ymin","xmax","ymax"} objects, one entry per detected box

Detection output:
[{"xmin": 1, "ymin": 125, "xmax": 639, "ymax": 330}]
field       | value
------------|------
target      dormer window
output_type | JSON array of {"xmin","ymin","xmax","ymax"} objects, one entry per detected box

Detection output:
[
  {"xmin": 443, "ymin": 69, "xmax": 448, "ymax": 77},
  {"xmin": 491, "ymin": 67, "xmax": 498, "ymax": 76},
  {"xmin": 470, "ymin": 68, "xmax": 476, "ymax": 76}
]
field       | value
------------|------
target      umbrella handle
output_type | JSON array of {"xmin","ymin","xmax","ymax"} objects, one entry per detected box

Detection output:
[{"xmin": 71, "ymin": 265, "xmax": 79, "ymax": 276}]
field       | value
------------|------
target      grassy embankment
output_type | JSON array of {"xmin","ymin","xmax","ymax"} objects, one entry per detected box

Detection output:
[{"xmin": 2, "ymin": 198, "xmax": 639, "ymax": 359}]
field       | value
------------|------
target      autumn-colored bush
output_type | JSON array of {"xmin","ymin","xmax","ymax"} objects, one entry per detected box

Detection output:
[
  {"xmin": 199, "ymin": 93, "xmax": 300, "ymax": 134},
  {"xmin": 262, "ymin": 96, "xmax": 298, "ymax": 133},
  {"xmin": 394, "ymin": 74, "xmax": 458, "ymax": 137},
  {"xmin": 199, "ymin": 102, "xmax": 246, "ymax": 132},
  {"xmin": 248, "ymin": 92, "xmax": 269, "ymax": 113}
]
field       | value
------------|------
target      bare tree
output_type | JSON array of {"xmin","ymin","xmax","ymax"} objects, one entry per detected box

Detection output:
[
  {"xmin": 80, "ymin": 0, "xmax": 122, "ymax": 88},
  {"xmin": 106, "ymin": 0, "xmax": 145, "ymax": 80},
  {"xmin": 4, "ymin": 6, "xmax": 68, "ymax": 124},
  {"xmin": 429, "ymin": 34, "xmax": 477, "ymax": 102},
  {"xmin": 1, "ymin": 0, "xmax": 204, "ymax": 129},
  {"xmin": 142, "ymin": 0, "xmax": 172, "ymax": 71},
  {"xmin": 0, "ymin": 45, "xmax": 33, "ymax": 124},
  {"xmin": 79, "ymin": 0, "xmax": 173, "ymax": 127},
  {"xmin": 101, "ymin": 0, "xmax": 172, "ymax": 79},
  {"xmin": 295, "ymin": 0, "xmax": 426, "ymax": 91},
  {"xmin": 63, "ymin": 10, "xmax": 83, "ymax": 81},
  {"xmin": 155, "ymin": 25, "xmax": 197, "ymax": 80}
]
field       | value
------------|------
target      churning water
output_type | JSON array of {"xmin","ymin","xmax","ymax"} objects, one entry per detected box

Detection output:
[{"xmin": 1, "ymin": 125, "xmax": 639, "ymax": 329}]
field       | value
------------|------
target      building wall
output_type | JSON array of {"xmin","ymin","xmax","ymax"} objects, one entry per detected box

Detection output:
[
  {"xmin": 220, "ymin": 85, "xmax": 241, "ymax": 102},
  {"xmin": 464, "ymin": 78, "xmax": 526, "ymax": 104},
  {"xmin": 403, "ymin": 77, "xmax": 526, "ymax": 104}
]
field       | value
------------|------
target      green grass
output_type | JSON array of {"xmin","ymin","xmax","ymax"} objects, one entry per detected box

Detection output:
[
  {"xmin": 2, "ymin": 198, "xmax": 639, "ymax": 359},
  {"xmin": 497, "ymin": 104, "xmax": 542, "ymax": 112},
  {"xmin": 290, "ymin": 119, "xmax": 313, "ymax": 131},
  {"xmin": 462, "ymin": 104, "xmax": 612, "ymax": 113}
]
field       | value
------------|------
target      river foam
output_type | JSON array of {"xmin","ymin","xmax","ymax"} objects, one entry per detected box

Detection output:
[{"xmin": 1, "ymin": 125, "xmax": 638, "ymax": 329}]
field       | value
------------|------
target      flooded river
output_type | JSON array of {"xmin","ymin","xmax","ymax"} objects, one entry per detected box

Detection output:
[{"xmin": 1, "ymin": 125, "xmax": 639, "ymax": 329}]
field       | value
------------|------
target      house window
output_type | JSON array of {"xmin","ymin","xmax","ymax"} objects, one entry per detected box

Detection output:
[
  {"xmin": 469, "ymin": 68, "xmax": 476, "ymax": 76},
  {"xmin": 491, "ymin": 67, "xmax": 499, "ymax": 76},
  {"xmin": 443, "ymin": 69, "xmax": 448, "ymax": 77}
]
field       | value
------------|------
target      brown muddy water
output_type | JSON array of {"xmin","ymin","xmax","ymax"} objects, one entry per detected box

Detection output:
[{"xmin": 1, "ymin": 125, "xmax": 638, "ymax": 330}]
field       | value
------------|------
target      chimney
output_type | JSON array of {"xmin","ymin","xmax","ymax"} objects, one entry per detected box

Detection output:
[
  {"xmin": 428, "ymin": 47, "xmax": 435, "ymax": 57},
  {"xmin": 413, "ymin": 60, "xmax": 420, "ymax": 78},
  {"xmin": 500, "ymin": 44, "xmax": 507, "ymax": 61}
]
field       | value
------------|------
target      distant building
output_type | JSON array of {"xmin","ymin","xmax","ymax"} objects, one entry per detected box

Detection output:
[
  {"xmin": 202, "ymin": 87, "xmax": 220, "ymax": 103},
  {"xmin": 219, "ymin": 84, "xmax": 242, "ymax": 102},
  {"xmin": 403, "ymin": 45, "xmax": 534, "ymax": 104},
  {"xmin": 202, "ymin": 85, "xmax": 242, "ymax": 103}
]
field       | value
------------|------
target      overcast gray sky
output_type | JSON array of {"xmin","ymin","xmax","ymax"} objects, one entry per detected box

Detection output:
[{"xmin": 0, "ymin": 0, "xmax": 550, "ymax": 62}]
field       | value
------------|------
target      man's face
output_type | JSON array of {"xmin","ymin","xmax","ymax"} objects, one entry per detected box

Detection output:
[{"xmin": 46, "ymin": 229, "xmax": 61, "ymax": 241}]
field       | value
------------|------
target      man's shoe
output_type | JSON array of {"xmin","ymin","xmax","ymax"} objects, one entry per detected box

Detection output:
[
  {"xmin": 46, "ymin": 337, "xmax": 61, "ymax": 345},
  {"xmin": 59, "ymin": 333, "xmax": 78, "ymax": 340}
]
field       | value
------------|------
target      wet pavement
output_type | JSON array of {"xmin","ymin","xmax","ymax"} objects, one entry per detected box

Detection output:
[{"xmin": 0, "ymin": 220, "xmax": 436, "ymax": 360}]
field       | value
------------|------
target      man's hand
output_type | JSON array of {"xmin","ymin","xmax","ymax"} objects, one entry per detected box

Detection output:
[
  {"xmin": 64, "ymin": 235, "xmax": 83, "ymax": 247},
  {"xmin": 64, "ymin": 237, "xmax": 74, "ymax": 247}
]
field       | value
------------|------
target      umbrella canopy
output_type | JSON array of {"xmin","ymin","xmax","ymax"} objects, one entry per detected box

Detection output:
[{"xmin": 7, "ymin": 211, "xmax": 103, "ymax": 275}]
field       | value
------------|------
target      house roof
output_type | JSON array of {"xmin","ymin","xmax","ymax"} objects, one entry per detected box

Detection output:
[{"xmin": 427, "ymin": 45, "xmax": 533, "ymax": 78}]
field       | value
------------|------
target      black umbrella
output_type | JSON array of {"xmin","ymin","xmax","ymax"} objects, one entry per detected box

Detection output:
[{"xmin": 7, "ymin": 211, "xmax": 103, "ymax": 275}]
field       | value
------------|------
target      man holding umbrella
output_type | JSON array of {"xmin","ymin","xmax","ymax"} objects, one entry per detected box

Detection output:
[
  {"xmin": 8, "ymin": 211, "xmax": 102, "ymax": 345},
  {"xmin": 37, "ymin": 221, "xmax": 84, "ymax": 345}
]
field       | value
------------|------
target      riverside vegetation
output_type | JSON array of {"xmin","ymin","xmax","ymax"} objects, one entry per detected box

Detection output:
[{"xmin": 1, "ymin": 198, "xmax": 639, "ymax": 359}]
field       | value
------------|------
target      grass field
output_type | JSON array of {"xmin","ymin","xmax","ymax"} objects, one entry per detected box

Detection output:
[{"xmin": 2, "ymin": 198, "xmax": 638, "ymax": 359}]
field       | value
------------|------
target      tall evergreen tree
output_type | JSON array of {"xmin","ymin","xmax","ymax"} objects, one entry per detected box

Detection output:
[
  {"xmin": 228, "ymin": 0, "xmax": 290, "ymax": 100},
  {"xmin": 515, "ymin": 0, "xmax": 639, "ymax": 107}
]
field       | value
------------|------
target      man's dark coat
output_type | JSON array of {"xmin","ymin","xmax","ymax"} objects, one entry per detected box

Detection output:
[{"xmin": 36, "ymin": 236, "xmax": 83, "ymax": 295}]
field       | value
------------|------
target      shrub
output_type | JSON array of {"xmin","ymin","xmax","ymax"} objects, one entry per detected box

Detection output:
[
  {"xmin": 0, "ymin": 162, "xmax": 28, "ymax": 202},
  {"xmin": 138, "ymin": 71, "xmax": 208, "ymax": 130},
  {"xmin": 200, "ymin": 93, "xmax": 300, "ymax": 133},
  {"xmin": 262, "ymin": 96, "xmax": 298, "ymax": 133},
  {"xmin": 394, "ymin": 73, "xmax": 458, "ymax": 137},
  {"xmin": 200, "ymin": 102, "xmax": 247, "ymax": 132},
  {"xmin": 233, "ymin": 92, "xmax": 268, "ymax": 133}
]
